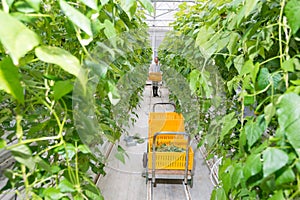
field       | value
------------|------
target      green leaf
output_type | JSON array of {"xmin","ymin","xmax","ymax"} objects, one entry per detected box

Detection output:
[
  {"xmin": 0, "ymin": 11, "xmax": 40, "ymax": 65},
  {"xmin": 244, "ymin": 0, "xmax": 259, "ymax": 18},
  {"xmin": 100, "ymin": 0, "xmax": 109, "ymax": 6},
  {"xmin": 0, "ymin": 138, "xmax": 6, "ymax": 149},
  {"xmin": 263, "ymin": 148, "xmax": 288, "ymax": 178},
  {"xmin": 199, "ymin": 70, "xmax": 212, "ymax": 97},
  {"xmin": 245, "ymin": 116, "xmax": 266, "ymax": 148},
  {"xmin": 285, "ymin": 0, "xmax": 300, "ymax": 35},
  {"xmin": 35, "ymin": 46, "xmax": 81, "ymax": 79},
  {"xmin": 78, "ymin": 154, "xmax": 90, "ymax": 172},
  {"xmin": 58, "ymin": 179, "xmax": 75, "ymax": 193},
  {"xmin": 60, "ymin": 0, "xmax": 93, "ymax": 36},
  {"xmin": 227, "ymin": 32, "xmax": 239, "ymax": 55},
  {"xmin": 83, "ymin": 183, "xmax": 104, "ymax": 200},
  {"xmin": 120, "ymin": 0, "xmax": 137, "ymax": 20},
  {"xmin": 85, "ymin": 189, "xmax": 104, "ymax": 200},
  {"xmin": 79, "ymin": 0, "xmax": 97, "ymax": 10},
  {"xmin": 244, "ymin": 154, "xmax": 262, "ymax": 180},
  {"xmin": 78, "ymin": 144, "xmax": 91, "ymax": 154},
  {"xmin": 103, "ymin": 19, "xmax": 117, "ymax": 47},
  {"xmin": 295, "ymin": 160, "xmax": 300, "ymax": 172},
  {"xmin": 244, "ymin": 95, "xmax": 255, "ymax": 106},
  {"xmin": 85, "ymin": 59, "xmax": 108, "ymax": 78},
  {"xmin": 233, "ymin": 54, "xmax": 244, "ymax": 74},
  {"xmin": 115, "ymin": 145, "xmax": 128, "ymax": 164},
  {"xmin": 26, "ymin": 0, "xmax": 41, "ymax": 11},
  {"xmin": 211, "ymin": 187, "xmax": 227, "ymax": 200},
  {"xmin": 231, "ymin": 164, "xmax": 243, "ymax": 188},
  {"xmin": 268, "ymin": 190, "xmax": 284, "ymax": 200},
  {"xmin": 257, "ymin": 68, "xmax": 270, "ymax": 90},
  {"xmin": 277, "ymin": 93, "xmax": 300, "ymax": 155},
  {"xmin": 264, "ymin": 103, "xmax": 276, "ymax": 125},
  {"xmin": 195, "ymin": 26, "xmax": 215, "ymax": 48},
  {"xmin": 294, "ymin": 57, "xmax": 300, "ymax": 70},
  {"xmin": 15, "ymin": 1, "xmax": 36, "ymax": 13},
  {"xmin": 291, "ymin": 79, "xmax": 300, "ymax": 85},
  {"xmin": 0, "ymin": 58, "xmax": 24, "ymax": 103},
  {"xmin": 28, "ymin": 120, "xmax": 50, "ymax": 135},
  {"xmin": 272, "ymin": 73, "xmax": 281, "ymax": 90},
  {"xmin": 34, "ymin": 156, "xmax": 52, "ymax": 173},
  {"xmin": 115, "ymin": 152, "xmax": 125, "ymax": 164},
  {"xmin": 216, "ymin": 32, "xmax": 230, "ymax": 53},
  {"xmin": 10, "ymin": 144, "xmax": 35, "ymax": 170},
  {"xmin": 251, "ymin": 62, "xmax": 260, "ymax": 84},
  {"xmin": 275, "ymin": 167, "xmax": 295, "ymax": 186},
  {"xmin": 74, "ymin": 194, "xmax": 84, "ymax": 200},
  {"xmin": 282, "ymin": 58, "xmax": 294, "ymax": 72},
  {"xmin": 43, "ymin": 188, "xmax": 66, "ymax": 200},
  {"xmin": 138, "ymin": 0, "xmax": 154, "ymax": 13},
  {"xmin": 189, "ymin": 69, "xmax": 200, "ymax": 93},
  {"xmin": 53, "ymin": 80, "xmax": 73, "ymax": 100},
  {"xmin": 107, "ymin": 81, "xmax": 120, "ymax": 105},
  {"xmin": 51, "ymin": 165, "xmax": 61, "ymax": 174},
  {"xmin": 65, "ymin": 143, "xmax": 76, "ymax": 160},
  {"xmin": 240, "ymin": 59, "xmax": 254, "ymax": 76},
  {"xmin": 220, "ymin": 112, "xmax": 237, "ymax": 141}
]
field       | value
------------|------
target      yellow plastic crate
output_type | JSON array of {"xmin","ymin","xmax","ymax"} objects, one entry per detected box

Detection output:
[
  {"xmin": 148, "ymin": 112, "xmax": 185, "ymax": 139},
  {"xmin": 149, "ymin": 112, "xmax": 183, "ymax": 121},
  {"xmin": 149, "ymin": 136, "xmax": 188, "ymax": 146},
  {"xmin": 148, "ymin": 72, "xmax": 162, "ymax": 81},
  {"xmin": 148, "ymin": 145, "xmax": 193, "ymax": 170}
]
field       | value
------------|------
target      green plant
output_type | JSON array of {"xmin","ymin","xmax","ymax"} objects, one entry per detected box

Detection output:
[
  {"xmin": 0, "ymin": 0, "xmax": 153, "ymax": 199},
  {"xmin": 160, "ymin": 0, "xmax": 300, "ymax": 199}
]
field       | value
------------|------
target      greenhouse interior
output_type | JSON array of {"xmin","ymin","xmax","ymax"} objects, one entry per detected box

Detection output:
[{"xmin": 1, "ymin": 0, "xmax": 300, "ymax": 199}]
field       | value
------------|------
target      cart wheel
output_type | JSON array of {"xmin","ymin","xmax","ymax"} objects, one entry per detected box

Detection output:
[
  {"xmin": 143, "ymin": 152, "xmax": 148, "ymax": 168},
  {"xmin": 153, "ymin": 182, "xmax": 157, "ymax": 187}
]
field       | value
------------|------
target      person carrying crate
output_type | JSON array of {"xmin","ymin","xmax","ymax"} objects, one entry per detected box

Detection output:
[{"xmin": 149, "ymin": 57, "xmax": 161, "ymax": 97}]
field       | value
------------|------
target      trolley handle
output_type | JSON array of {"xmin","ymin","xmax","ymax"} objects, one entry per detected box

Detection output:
[
  {"xmin": 152, "ymin": 132, "xmax": 190, "ymax": 185},
  {"xmin": 152, "ymin": 102, "xmax": 176, "ymax": 112}
]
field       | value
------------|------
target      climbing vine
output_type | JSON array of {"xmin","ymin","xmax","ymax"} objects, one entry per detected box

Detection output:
[
  {"xmin": 0, "ymin": 0, "xmax": 152, "ymax": 199},
  {"xmin": 159, "ymin": 0, "xmax": 300, "ymax": 199}
]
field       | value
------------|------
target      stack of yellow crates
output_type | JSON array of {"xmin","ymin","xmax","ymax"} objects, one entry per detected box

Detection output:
[{"xmin": 147, "ymin": 112, "xmax": 193, "ymax": 170}]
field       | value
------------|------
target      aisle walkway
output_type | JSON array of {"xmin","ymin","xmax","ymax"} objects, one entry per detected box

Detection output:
[{"xmin": 97, "ymin": 85, "xmax": 214, "ymax": 200}]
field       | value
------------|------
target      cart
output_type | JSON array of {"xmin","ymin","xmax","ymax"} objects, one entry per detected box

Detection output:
[{"xmin": 143, "ymin": 103, "xmax": 194, "ymax": 189}]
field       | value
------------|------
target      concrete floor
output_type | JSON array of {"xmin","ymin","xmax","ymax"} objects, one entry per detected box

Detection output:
[{"xmin": 97, "ymin": 85, "xmax": 214, "ymax": 200}]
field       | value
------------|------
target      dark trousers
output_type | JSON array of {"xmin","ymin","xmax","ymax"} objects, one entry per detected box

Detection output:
[{"xmin": 153, "ymin": 86, "xmax": 158, "ymax": 97}]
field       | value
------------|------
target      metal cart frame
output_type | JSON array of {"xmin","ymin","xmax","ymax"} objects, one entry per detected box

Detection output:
[{"xmin": 143, "ymin": 103, "xmax": 194, "ymax": 189}]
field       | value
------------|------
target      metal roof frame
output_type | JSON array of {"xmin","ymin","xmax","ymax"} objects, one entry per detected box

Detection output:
[{"xmin": 144, "ymin": 0, "xmax": 195, "ymax": 58}]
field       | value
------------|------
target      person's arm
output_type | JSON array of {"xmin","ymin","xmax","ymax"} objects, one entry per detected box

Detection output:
[{"xmin": 149, "ymin": 64, "xmax": 154, "ymax": 73}]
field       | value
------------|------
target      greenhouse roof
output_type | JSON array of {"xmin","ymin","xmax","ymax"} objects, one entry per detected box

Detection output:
[{"xmin": 144, "ymin": 0, "xmax": 196, "ymax": 58}]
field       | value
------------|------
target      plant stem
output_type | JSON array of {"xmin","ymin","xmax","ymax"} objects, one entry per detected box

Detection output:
[
  {"xmin": 21, "ymin": 164, "xmax": 30, "ymax": 199},
  {"xmin": 75, "ymin": 141, "xmax": 80, "ymax": 188},
  {"xmin": 289, "ymin": 173, "xmax": 300, "ymax": 199},
  {"xmin": 37, "ymin": 140, "xmax": 63, "ymax": 156},
  {"xmin": 259, "ymin": 55, "xmax": 282, "ymax": 66},
  {"xmin": 7, "ymin": 135, "xmax": 60, "ymax": 150},
  {"xmin": 278, "ymin": 0, "xmax": 289, "ymax": 89},
  {"xmin": 278, "ymin": 0, "xmax": 286, "ymax": 67}
]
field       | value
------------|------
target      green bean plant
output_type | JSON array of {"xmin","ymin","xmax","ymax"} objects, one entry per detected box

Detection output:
[
  {"xmin": 0, "ymin": 0, "xmax": 153, "ymax": 199},
  {"xmin": 160, "ymin": 0, "xmax": 300, "ymax": 199}
]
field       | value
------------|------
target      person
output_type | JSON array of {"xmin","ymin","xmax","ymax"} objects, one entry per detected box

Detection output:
[{"xmin": 149, "ymin": 57, "xmax": 161, "ymax": 97}]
